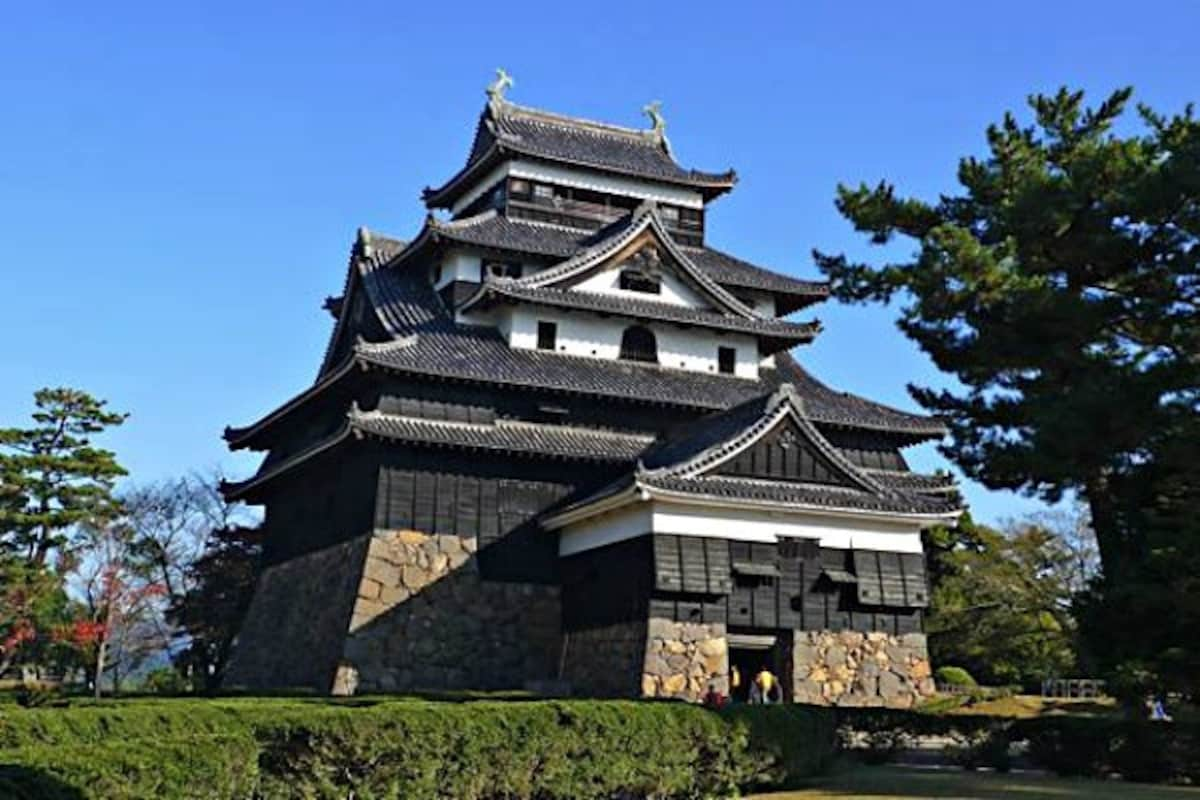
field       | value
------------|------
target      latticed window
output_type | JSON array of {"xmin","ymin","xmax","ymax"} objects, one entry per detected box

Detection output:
[
  {"xmin": 619, "ymin": 269, "xmax": 660, "ymax": 294},
  {"xmin": 619, "ymin": 325, "xmax": 658, "ymax": 363}
]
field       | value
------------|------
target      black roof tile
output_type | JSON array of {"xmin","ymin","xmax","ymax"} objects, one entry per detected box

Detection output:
[
  {"xmin": 427, "ymin": 211, "xmax": 828, "ymax": 308},
  {"xmin": 351, "ymin": 409, "xmax": 651, "ymax": 463},
  {"xmin": 639, "ymin": 474, "xmax": 961, "ymax": 516},
  {"xmin": 424, "ymin": 101, "xmax": 736, "ymax": 207}
]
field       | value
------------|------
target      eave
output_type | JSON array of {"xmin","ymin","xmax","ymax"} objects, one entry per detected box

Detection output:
[
  {"xmin": 422, "ymin": 143, "xmax": 737, "ymax": 210},
  {"xmin": 541, "ymin": 478, "xmax": 963, "ymax": 531}
]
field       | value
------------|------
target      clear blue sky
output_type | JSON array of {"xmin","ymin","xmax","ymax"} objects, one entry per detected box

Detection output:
[{"xmin": 2, "ymin": 1, "xmax": 1195, "ymax": 524}]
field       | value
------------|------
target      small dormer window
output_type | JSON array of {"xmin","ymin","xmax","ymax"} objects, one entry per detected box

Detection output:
[
  {"xmin": 509, "ymin": 178, "xmax": 531, "ymax": 200},
  {"xmin": 482, "ymin": 261, "xmax": 522, "ymax": 280},
  {"xmin": 718, "ymin": 346, "xmax": 736, "ymax": 374},
  {"xmin": 619, "ymin": 326, "xmax": 658, "ymax": 363},
  {"xmin": 537, "ymin": 321, "xmax": 557, "ymax": 351},
  {"xmin": 619, "ymin": 269, "xmax": 661, "ymax": 294}
]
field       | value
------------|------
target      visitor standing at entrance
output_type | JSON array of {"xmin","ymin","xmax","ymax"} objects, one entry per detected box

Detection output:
[{"xmin": 753, "ymin": 667, "xmax": 780, "ymax": 704}]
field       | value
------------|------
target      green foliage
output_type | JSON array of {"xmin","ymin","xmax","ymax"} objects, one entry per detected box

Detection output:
[
  {"xmin": 816, "ymin": 88, "xmax": 1200, "ymax": 694},
  {"xmin": 168, "ymin": 524, "xmax": 263, "ymax": 690},
  {"xmin": 0, "ymin": 698, "xmax": 836, "ymax": 799},
  {"xmin": 139, "ymin": 667, "xmax": 189, "ymax": 695},
  {"xmin": 934, "ymin": 666, "xmax": 977, "ymax": 688},
  {"xmin": 924, "ymin": 515, "xmax": 1078, "ymax": 687},
  {"xmin": 1022, "ymin": 716, "xmax": 1200, "ymax": 783},
  {"xmin": 951, "ymin": 727, "xmax": 1012, "ymax": 772},
  {"xmin": 0, "ymin": 388, "xmax": 127, "ymax": 566},
  {"xmin": 836, "ymin": 708, "xmax": 1200, "ymax": 784},
  {"xmin": 0, "ymin": 554, "xmax": 84, "ymax": 676}
]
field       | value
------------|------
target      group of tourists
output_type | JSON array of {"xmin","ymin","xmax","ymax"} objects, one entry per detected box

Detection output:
[{"xmin": 702, "ymin": 664, "xmax": 783, "ymax": 708}]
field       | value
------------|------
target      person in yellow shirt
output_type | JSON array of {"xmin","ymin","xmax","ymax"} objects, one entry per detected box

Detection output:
[{"xmin": 754, "ymin": 667, "xmax": 779, "ymax": 704}]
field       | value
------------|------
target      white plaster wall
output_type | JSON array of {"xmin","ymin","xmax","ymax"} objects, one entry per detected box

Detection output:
[
  {"xmin": 649, "ymin": 503, "xmax": 926, "ymax": 553},
  {"xmin": 434, "ymin": 249, "xmax": 481, "ymax": 289},
  {"xmin": 558, "ymin": 504, "xmax": 653, "ymax": 556},
  {"xmin": 574, "ymin": 262, "xmax": 709, "ymax": 309},
  {"xmin": 450, "ymin": 159, "xmax": 704, "ymax": 215},
  {"xmin": 496, "ymin": 307, "xmax": 759, "ymax": 378},
  {"xmin": 557, "ymin": 499, "xmax": 927, "ymax": 556}
]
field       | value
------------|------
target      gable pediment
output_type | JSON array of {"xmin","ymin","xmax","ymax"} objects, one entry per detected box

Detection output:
[
  {"xmin": 645, "ymin": 385, "xmax": 888, "ymax": 497},
  {"xmin": 715, "ymin": 417, "xmax": 853, "ymax": 486},
  {"xmin": 516, "ymin": 204, "xmax": 757, "ymax": 318},
  {"xmin": 567, "ymin": 231, "xmax": 714, "ymax": 310}
]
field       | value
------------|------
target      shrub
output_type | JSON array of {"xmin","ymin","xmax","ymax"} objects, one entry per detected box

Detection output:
[
  {"xmin": 0, "ymin": 698, "xmax": 836, "ymax": 799},
  {"xmin": 934, "ymin": 666, "xmax": 977, "ymax": 689},
  {"xmin": 13, "ymin": 685, "xmax": 67, "ymax": 709},
  {"xmin": 951, "ymin": 726, "xmax": 1012, "ymax": 772},
  {"xmin": 140, "ymin": 667, "xmax": 189, "ymax": 695}
]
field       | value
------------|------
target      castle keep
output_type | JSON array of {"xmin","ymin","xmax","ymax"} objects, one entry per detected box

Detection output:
[{"xmin": 221, "ymin": 76, "xmax": 962, "ymax": 707}]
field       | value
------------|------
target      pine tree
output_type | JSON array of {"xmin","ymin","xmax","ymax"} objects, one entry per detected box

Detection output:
[
  {"xmin": 0, "ymin": 388, "xmax": 128, "ymax": 566},
  {"xmin": 816, "ymin": 88, "xmax": 1199, "ymax": 693},
  {"xmin": 815, "ymin": 88, "xmax": 1198, "ymax": 583}
]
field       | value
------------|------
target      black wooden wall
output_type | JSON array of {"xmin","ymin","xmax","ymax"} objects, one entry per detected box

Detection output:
[
  {"xmin": 259, "ymin": 445, "xmax": 379, "ymax": 567},
  {"xmin": 372, "ymin": 446, "xmax": 622, "ymax": 584},
  {"xmin": 560, "ymin": 536, "xmax": 653, "ymax": 631},
  {"xmin": 562, "ymin": 533, "xmax": 924, "ymax": 635}
]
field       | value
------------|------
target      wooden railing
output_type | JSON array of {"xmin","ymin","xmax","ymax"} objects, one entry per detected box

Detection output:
[{"xmin": 1041, "ymin": 678, "xmax": 1107, "ymax": 698}]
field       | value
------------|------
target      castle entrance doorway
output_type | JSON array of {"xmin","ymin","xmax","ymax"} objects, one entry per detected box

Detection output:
[{"xmin": 728, "ymin": 631, "xmax": 790, "ymax": 703}]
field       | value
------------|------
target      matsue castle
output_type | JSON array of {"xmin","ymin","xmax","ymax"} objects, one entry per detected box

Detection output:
[{"xmin": 221, "ymin": 73, "xmax": 963, "ymax": 707}]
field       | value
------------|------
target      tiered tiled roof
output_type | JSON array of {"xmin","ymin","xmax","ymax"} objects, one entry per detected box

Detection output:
[
  {"xmin": 223, "ymin": 391, "xmax": 957, "ymax": 510},
  {"xmin": 423, "ymin": 99, "xmax": 736, "ymax": 208},
  {"xmin": 424, "ymin": 210, "xmax": 828, "ymax": 312},
  {"xmin": 543, "ymin": 386, "xmax": 962, "ymax": 525},
  {"xmin": 222, "ymin": 407, "xmax": 654, "ymax": 500},
  {"xmin": 224, "ymin": 236, "xmax": 947, "ymax": 449}
]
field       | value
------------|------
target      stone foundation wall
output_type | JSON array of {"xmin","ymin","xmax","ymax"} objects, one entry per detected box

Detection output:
[
  {"xmin": 342, "ymin": 530, "xmax": 561, "ymax": 693},
  {"xmin": 224, "ymin": 535, "xmax": 371, "ymax": 691},
  {"xmin": 792, "ymin": 630, "xmax": 934, "ymax": 708},
  {"xmin": 559, "ymin": 619, "xmax": 646, "ymax": 697},
  {"xmin": 642, "ymin": 619, "xmax": 728, "ymax": 702}
]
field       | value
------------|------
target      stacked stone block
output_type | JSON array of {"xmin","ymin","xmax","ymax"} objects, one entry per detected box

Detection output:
[
  {"xmin": 792, "ymin": 630, "xmax": 934, "ymax": 707},
  {"xmin": 641, "ymin": 619, "xmax": 728, "ymax": 702}
]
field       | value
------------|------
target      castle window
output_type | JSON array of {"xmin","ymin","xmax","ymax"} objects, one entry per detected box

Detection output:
[
  {"xmin": 679, "ymin": 207, "xmax": 703, "ymax": 230},
  {"xmin": 660, "ymin": 206, "xmax": 680, "ymax": 223},
  {"xmin": 537, "ymin": 321, "xmax": 557, "ymax": 351},
  {"xmin": 619, "ymin": 325, "xmax": 658, "ymax": 363},
  {"xmin": 718, "ymin": 346, "xmax": 736, "ymax": 374},
  {"xmin": 509, "ymin": 178, "xmax": 531, "ymax": 200},
  {"xmin": 532, "ymin": 183, "xmax": 556, "ymax": 204},
  {"xmin": 482, "ymin": 261, "xmax": 522, "ymax": 280},
  {"xmin": 619, "ymin": 269, "xmax": 661, "ymax": 294}
]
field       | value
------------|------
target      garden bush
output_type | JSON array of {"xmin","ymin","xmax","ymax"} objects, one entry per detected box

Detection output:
[
  {"xmin": 0, "ymin": 697, "xmax": 836, "ymax": 799},
  {"xmin": 933, "ymin": 665, "xmax": 977, "ymax": 688},
  {"xmin": 836, "ymin": 706, "xmax": 1200, "ymax": 784}
]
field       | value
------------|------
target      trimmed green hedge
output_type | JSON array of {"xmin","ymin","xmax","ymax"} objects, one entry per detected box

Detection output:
[{"xmin": 0, "ymin": 698, "xmax": 836, "ymax": 799}]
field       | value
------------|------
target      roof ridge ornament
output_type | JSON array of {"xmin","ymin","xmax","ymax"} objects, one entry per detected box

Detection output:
[
  {"xmin": 356, "ymin": 226, "xmax": 373, "ymax": 260},
  {"xmin": 642, "ymin": 100, "xmax": 672, "ymax": 155},
  {"xmin": 486, "ymin": 68, "xmax": 514, "ymax": 109}
]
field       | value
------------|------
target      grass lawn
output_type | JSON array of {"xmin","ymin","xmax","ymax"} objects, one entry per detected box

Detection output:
[
  {"xmin": 941, "ymin": 693, "xmax": 1118, "ymax": 719},
  {"xmin": 750, "ymin": 765, "xmax": 1200, "ymax": 799}
]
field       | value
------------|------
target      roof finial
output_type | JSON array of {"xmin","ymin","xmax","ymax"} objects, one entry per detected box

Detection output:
[
  {"xmin": 642, "ymin": 100, "xmax": 672, "ymax": 154},
  {"xmin": 486, "ymin": 68, "xmax": 514, "ymax": 106},
  {"xmin": 356, "ymin": 226, "xmax": 373, "ymax": 259}
]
